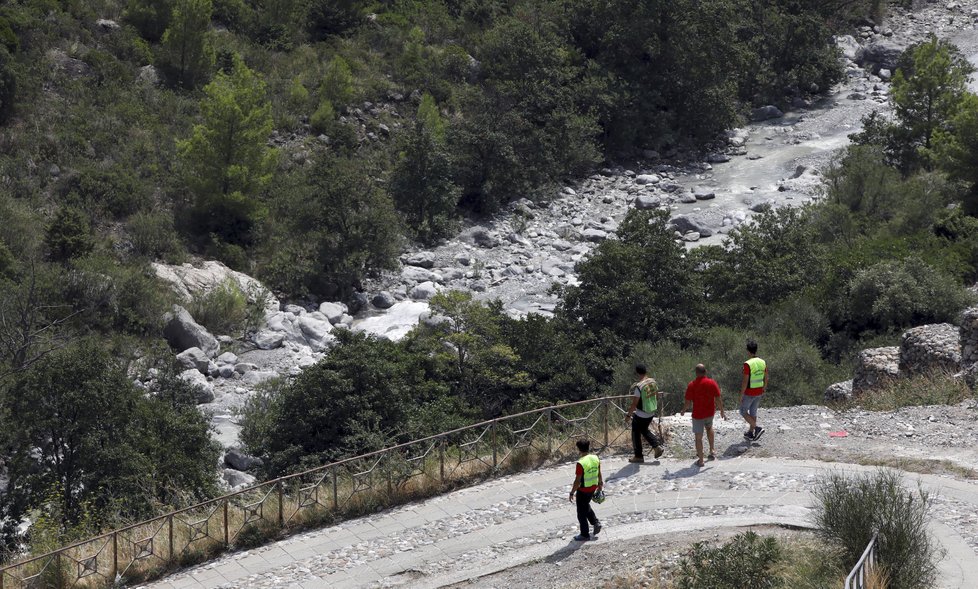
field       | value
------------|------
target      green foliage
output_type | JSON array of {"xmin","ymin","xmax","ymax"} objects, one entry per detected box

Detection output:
[
  {"xmin": 0, "ymin": 340, "xmax": 219, "ymax": 543},
  {"xmin": 287, "ymin": 75, "xmax": 310, "ymax": 110},
  {"xmin": 933, "ymin": 93, "xmax": 978, "ymax": 213},
  {"xmin": 45, "ymin": 207, "xmax": 95, "ymax": 263},
  {"xmin": 187, "ymin": 278, "xmax": 267, "ymax": 337},
  {"xmin": 389, "ymin": 103, "xmax": 459, "ymax": 244},
  {"xmin": 842, "ymin": 258, "xmax": 973, "ymax": 335},
  {"xmin": 891, "ymin": 33, "xmax": 974, "ymax": 169},
  {"xmin": 309, "ymin": 98, "xmax": 336, "ymax": 133},
  {"xmin": 59, "ymin": 164, "xmax": 148, "ymax": 220},
  {"xmin": 0, "ymin": 17, "xmax": 18, "ymax": 53},
  {"xmin": 0, "ymin": 47, "xmax": 14, "ymax": 124},
  {"xmin": 127, "ymin": 211, "xmax": 185, "ymax": 261},
  {"xmin": 677, "ymin": 531, "xmax": 783, "ymax": 589},
  {"xmin": 812, "ymin": 469, "xmax": 943, "ymax": 589},
  {"xmin": 161, "ymin": 0, "xmax": 215, "ymax": 89},
  {"xmin": 320, "ymin": 55, "xmax": 355, "ymax": 109},
  {"xmin": 261, "ymin": 153, "xmax": 400, "ymax": 298},
  {"xmin": 178, "ymin": 54, "xmax": 275, "ymax": 246},
  {"xmin": 561, "ymin": 209, "xmax": 703, "ymax": 362},
  {"xmin": 126, "ymin": 0, "xmax": 175, "ymax": 42},
  {"xmin": 241, "ymin": 330, "xmax": 449, "ymax": 476},
  {"xmin": 847, "ymin": 370, "xmax": 973, "ymax": 411},
  {"xmin": 306, "ymin": 0, "xmax": 363, "ymax": 40}
]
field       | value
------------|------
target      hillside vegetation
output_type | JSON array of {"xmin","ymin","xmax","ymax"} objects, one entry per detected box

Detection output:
[{"xmin": 6, "ymin": 0, "xmax": 978, "ymax": 566}]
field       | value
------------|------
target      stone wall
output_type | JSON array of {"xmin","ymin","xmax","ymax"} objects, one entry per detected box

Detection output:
[
  {"xmin": 851, "ymin": 347, "xmax": 901, "ymax": 394},
  {"xmin": 899, "ymin": 323, "xmax": 961, "ymax": 375}
]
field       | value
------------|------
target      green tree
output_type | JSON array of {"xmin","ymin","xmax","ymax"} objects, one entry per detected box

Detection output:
[
  {"xmin": 1, "ymin": 341, "xmax": 218, "ymax": 537},
  {"xmin": 0, "ymin": 47, "xmax": 15, "ymax": 124},
  {"xmin": 891, "ymin": 34, "xmax": 974, "ymax": 168},
  {"xmin": 126, "ymin": 0, "xmax": 175, "ymax": 41},
  {"xmin": 45, "ymin": 207, "xmax": 95, "ymax": 263},
  {"xmin": 933, "ymin": 94, "xmax": 978, "ymax": 212},
  {"xmin": 178, "ymin": 54, "xmax": 275, "ymax": 246},
  {"xmin": 261, "ymin": 154, "xmax": 400, "ymax": 298},
  {"xmin": 241, "ymin": 330, "xmax": 447, "ymax": 476},
  {"xmin": 320, "ymin": 55, "xmax": 354, "ymax": 109},
  {"xmin": 560, "ymin": 209, "xmax": 704, "ymax": 359},
  {"xmin": 307, "ymin": 0, "xmax": 363, "ymax": 40},
  {"xmin": 389, "ymin": 96, "xmax": 459, "ymax": 244},
  {"xmin": 161, "ymin": 0, "xmax": 215, "ymax": 89}
]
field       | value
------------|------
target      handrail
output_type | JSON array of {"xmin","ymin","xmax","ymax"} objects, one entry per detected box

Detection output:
[
  {"xmin": 844, "ymin": 532, "xmax": 880, "ymax": 589},
  {"xmin": 0, "ymin": 395, "xmax": 633, "ymax": 588}
]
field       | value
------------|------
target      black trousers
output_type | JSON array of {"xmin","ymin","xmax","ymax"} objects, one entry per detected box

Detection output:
[
  {"xmin": 632, "ymin": 414, "xmax": 660, "ymax": 457},
  {"xmin": 576, "ymin": 489, "xmax": 599, "ymax": 537}
]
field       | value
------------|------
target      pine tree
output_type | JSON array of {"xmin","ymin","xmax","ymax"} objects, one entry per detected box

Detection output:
[
  {"xmin": 161, "ymin": 0, "xmax": 215, "ymax": 89},
  {"xmin": 178, "ymin": 54, "xmax": 275, "ymax": 245}
]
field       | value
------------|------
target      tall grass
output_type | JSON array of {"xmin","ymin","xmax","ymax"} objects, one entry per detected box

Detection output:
[{"xmin": 845, "ymin": 370, "xmax": 973, "ymax": 411}]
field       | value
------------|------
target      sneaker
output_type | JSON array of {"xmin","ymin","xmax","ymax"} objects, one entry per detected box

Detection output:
[
  {"xmin": 593, "ymin": 523, "xmax": 602, "ymax": 535},
  {"xmin": 744, "ymin": 430, "xmax": 753, "ymax": 440},
  {"xmin": 573, "ymin": 534, "xmax": 591, "ymax": 541},
  {"xmin": 628, "ymin": 456, "xmax": 645, "ymax": 463},
  {"xmin": 707, "ymin": 453, "xmax": 716, "ymax": 461},
  {"xmin": 695, "ymin": 459, "xmax": 705, "ymax": 467},
  {"xmin": 752, "ymin": 426, "xmax": 764, "ymax": 441},
  {"xmin": 653, "ymin": 446, "xmax": 664, "ymax": 459}
]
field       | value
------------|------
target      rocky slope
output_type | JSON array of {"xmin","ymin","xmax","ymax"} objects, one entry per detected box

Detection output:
[{"xmin": 146, "ymin": 0, "xmax": 978, "ymax": 491}]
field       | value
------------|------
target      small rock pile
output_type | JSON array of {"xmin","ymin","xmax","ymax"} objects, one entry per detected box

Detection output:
[
  {"xmin": 900, "ymin": 323, "xmax": 961, "ymax": 374},
  {"xmin": 851, "ymin": 346, "xmax": 901, "ymax": 395}
]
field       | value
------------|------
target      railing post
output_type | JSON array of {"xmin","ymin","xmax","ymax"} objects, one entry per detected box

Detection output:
[
  {"xmin": 277, "ymin": 482, "xmax": 284, "ymax": 527},
  {"xmin": 223, "ymin": 500, "xmax": 230, "ymax": 547},
  {"xmin": 332, "ymin": 468, "xmax": 339, "ymax": 510},
  {"xmin": 439, "ymin": 438, "xmax": 445, "ymax": 482},
  {"xmin": 546, "ymin": 409, "xmax": 553, "ymax": 456},
  {"xmin": 57, "ymin": 552, "xmax": 64, "ymax": 589},
  {"xmin": 491, "ymin": 422, "xmax": 498, "ymax": 469},
  {"xmin": 602, "ymin": 400, "xmax": 609, "ymax": 449},
  {"xmin": 168, "ymin": 515, "xmax": 174, "ymax": 563},
  {"xmin": 112, "ymin": 531, "xmax": 118, "ymax": 580}
]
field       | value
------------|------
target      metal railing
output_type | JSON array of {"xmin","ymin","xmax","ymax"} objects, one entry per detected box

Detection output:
[
  {"xmin": 844, "ymin": 532, "xmax": 880, "ymax": 589},
  {"xmin": 0, "ymin": 396, "xmax": 633, "ymax": 589}
]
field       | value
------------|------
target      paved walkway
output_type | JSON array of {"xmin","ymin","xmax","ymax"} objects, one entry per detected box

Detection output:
[{"xmin": 138, "ymin": 456, "xmax": 978, "ymax": 589}]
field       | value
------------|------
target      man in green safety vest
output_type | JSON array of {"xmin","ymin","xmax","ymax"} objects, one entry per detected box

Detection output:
[
  {"xmin": 625, "ymin": 364, "xmax": 664, "ymax": 463},
  {"xmin": 739, "ymin": 340, "xmax": 768, "ymax": 441},
  {"xmin": 569, "ymin": 439, "xmax": 603, "ymax": 541}
]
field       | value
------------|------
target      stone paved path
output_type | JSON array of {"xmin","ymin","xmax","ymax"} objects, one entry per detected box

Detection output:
[{"xmin": 137, "ymin": 454, "xmax": 978, "ymax": 589}]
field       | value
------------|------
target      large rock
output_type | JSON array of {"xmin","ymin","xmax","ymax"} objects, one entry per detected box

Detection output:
[
  {"xmin": 241, "ymin": 371, "xmax": 278, "ymax": 386},
  {"xmin": 635, "ymin": 174, "xmax": 660, "ymax": 185},
  {"xmin": 404, "ymin": 252, "xmax": 436, "ymax": 269},
  {"xmin": 824, "ymin": 380, "xmax": 854, "ymax": 403},
  {"xmin": 318, "ymin": 302, "xmax": 348, "ymax": 324},
  {"xmin": 899, "ymin": 323, "xmax": 961, "ymax": 375},
  {"xmin": 855, "ymin": 40, "xmax": 904, "ymax": 73},
  {"xmin": 372, "ymin": 291, "xmax": 396, "ymax": 309},
  {"xmin": 176, "ymin": 347, "xmax": 210, "ymax": 374},
  {"xmin": 163, "ymin": 306, "xmax": 219, "ymax": 357},
  {"xmin": 177, "ymin": 369, "xmax": 215, "ymax": 404},
  {"xmin": 223, "ymin": 469, "xmax": 257, "ymax": 490},
  {"xmin": 152, "ymin": 261, "xmax": 278, "ymax": 313},
  {"xmin": 852, "ymin": 347, "xmax": 901, "ymax": 393},
  {"xmin": 835, "ymin": 35, "xmax": 861, "ymax": 61},
  {"xmin": 461, "ymin": 226, "xmax": 500, "ymax": 248},
  {"xmin": 401, "ymin": 266, "xmax": 440, "ymax": 284},
  {"xmin": 670, "ymin": 214, "xmax": 717, "ymax": 238},
  {"xmin": 634, "ymin": 195, "xmax": 660, "ymax": 210},
  {"xmin": 297, "ymin": 313, "xmax": 335, "ymax": 351},
  {"xmin": 253, "ymin": 330, "xmax": 284, "ymax": 350},
  {"xmin": 410, "ymin": 281, "xmax": 439, "ymax": 300},
  {"xmin": 224, "ymin": 448, "xmax": 263, "ymax": 471},
  {"xmin": 751, "ymin": 105, "xmax": 783, "ymax": 122},
  {"xmin": 352, "ymin": 301, "xmax": 429, "ymax": 341}
]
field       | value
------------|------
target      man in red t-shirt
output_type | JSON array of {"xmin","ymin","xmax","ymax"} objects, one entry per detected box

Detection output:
[{"xmin": 681, "ymin": 364, "xmax": 726, "ymax": 467}]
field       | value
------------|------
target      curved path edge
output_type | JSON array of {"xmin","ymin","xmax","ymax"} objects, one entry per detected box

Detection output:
[{"xmin": 140, "ymin": 456, "xmax": 978, "ymax": 589}]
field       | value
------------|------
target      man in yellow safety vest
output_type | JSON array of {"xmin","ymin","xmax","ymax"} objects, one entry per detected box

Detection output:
[
  {"xmin": 739, "ymin": 340, "xmax": 768, "ymax": 441},
  {"xmin": 569, "ymin": 439, "xmax": 603, "ymax": 541}
]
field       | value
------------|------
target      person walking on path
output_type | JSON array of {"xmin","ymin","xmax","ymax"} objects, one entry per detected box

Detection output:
[
  {"xmin": 569, "ymin": 439, "xmax": 603, "ymax": 541},
  {"xmin": 625, "ymin": 364, "xmax": 664, "ymax": 463},
  {"xmin": 740, "ymin": 340, "xmax": 768, "ymax": 441},
  {"xmin": 681, "ymin": 364, "xmax": 726, "ymax": 467}
]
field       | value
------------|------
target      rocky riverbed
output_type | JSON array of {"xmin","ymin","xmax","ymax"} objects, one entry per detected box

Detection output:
[{"xmin": 144, "ymin": 1, "xmax": 978, "ymax": 490}]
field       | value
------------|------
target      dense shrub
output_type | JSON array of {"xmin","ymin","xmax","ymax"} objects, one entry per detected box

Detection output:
[
  {"xmin": 812, "ymin": 469, "xmax": 943, "ymax": 589},
  {"xmin": 677, "ymin": 531, "xmax": 783, "ymax": 589},
  {"xmin": 187, "ymin": 278, "xmax": 266, "ymax": 337},
  {"xmin": 127, "ymin": 211, "xmax": 185, "ymax": 261}
]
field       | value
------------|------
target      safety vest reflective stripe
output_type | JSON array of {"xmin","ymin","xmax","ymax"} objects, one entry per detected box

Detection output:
[
  {"xmin": 578, "ymin": 454, "xmax": 600, "ymax": 488},
  {"xmin": 746, "ymin": 357, "xmax": 766, "ymax": 389}
]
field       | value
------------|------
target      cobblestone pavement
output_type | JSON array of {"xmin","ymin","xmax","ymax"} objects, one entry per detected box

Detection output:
[{"xmin": 137, "ymin": 452, "xmax": 978, "ymax": 589}]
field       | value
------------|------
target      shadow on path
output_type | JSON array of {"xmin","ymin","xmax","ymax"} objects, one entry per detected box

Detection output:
[
  {"xmin": 662, "ymin": 464, "xmax": 703, "ymax": 480},
  {"xmin": 544, "ymin": 540, "xmax": 587, "ymax": 564},
  {"xmin": 605, "ymin": 463, "xmax": 641, "ymax": 483}
]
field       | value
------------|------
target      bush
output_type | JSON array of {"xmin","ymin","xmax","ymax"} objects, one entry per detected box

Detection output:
[
  {"xmin": 187, "ymin": 278, "xmax": 265, "ymax": 337},
  {"xmin": 677, "ymin": 531, "xmax": 783, "ymax": 589},
  {"xmin": 127, "ymin": 211, "xmax": 185, "ymax": 262},
  {"xmin": 309, "ymin": 98, "xmax": 335, "ymax": 133},
  {"xmin": 0, "ymin": 47, "xmax": 14, "ymax": 124},
  {"xmin": 812, "ymin": 469, "xmax": 943, "ymax": 589},
  {"xmin": 45, "ymin": 206, "xmax": 95, "ymax": 263}
]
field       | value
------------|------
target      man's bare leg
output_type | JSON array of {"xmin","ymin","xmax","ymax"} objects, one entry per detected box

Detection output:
[
  {"xmin": 706, "ymin": 426, "xmax": 715, "ymax": 456},
  {"xmin": 694, "ymin": 432, "xmax": 704, "ymax": 465}
]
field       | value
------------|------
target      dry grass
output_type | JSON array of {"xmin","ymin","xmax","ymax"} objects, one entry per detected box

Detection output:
[
  {"xmin": 837, "ymin": 370, "xmax": 973, "ymax": 412},
  {"xmin": 848, "ymin": 454, "xmax": 978, "ymax": 479}
]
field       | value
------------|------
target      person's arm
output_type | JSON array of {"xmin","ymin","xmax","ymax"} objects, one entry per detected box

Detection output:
[
  {"xmin": 764, "ymin": 366, "xmax": 769, "ymax": 390},
  {"xmin": 740, "ymin": 364, "xmax": 749, "ymax": 397},
  {"xmin": 570, "ymin": 470, "xmax": 583, "ymax": 502},
  {"xmin": 681, "ymin": 398, "xmax": 692, "ymax": 416},
  {"xmin": 625, "ymin": 389, "xmax": 640, "ymax": 421},
  {"xmin": 598, "ymin": 465, "xmax": 604, "ymax": 488},
  {"xmin": 717, "ymin": 390, "xmax": 726, "ymax": 420}
]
